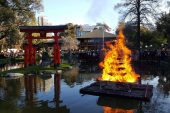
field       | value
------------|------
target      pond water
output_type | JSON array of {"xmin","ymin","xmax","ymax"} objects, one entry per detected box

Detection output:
[{"xmin": 0, "ymin": 61, "xmax": 170, "ymax": 113}]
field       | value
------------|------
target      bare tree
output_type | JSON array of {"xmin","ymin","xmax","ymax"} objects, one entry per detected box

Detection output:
[
  {"xmin": 60, "ymin": 23, "xmax": 78, "ymax": 51},
  {"xmin": 115, "ymin": 0, "xmax": 160, "ymax": 54},
  {"xmin": 61, "ymin": 36, "xmax": 78, "ymax": 50}
]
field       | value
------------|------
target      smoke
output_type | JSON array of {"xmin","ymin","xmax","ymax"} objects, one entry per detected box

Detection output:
[
  {"xmin": 87, "ymin": 0, "xmax": 109, "ymax": 22},
  {"xmin": 167, "ymin": 1, "xmax": 170, "ymax": 6},
  {"xmin": 159, "ymin": 0, "xmax": 170, "ymax": 12}
]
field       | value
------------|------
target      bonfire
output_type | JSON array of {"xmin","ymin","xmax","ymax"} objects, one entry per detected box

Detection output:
[
  {"xmin": 99, "ymin": 30, "xmax": 139, "ymax": 83},
  {"xmin": 80, "ymin": 29, "xmax": 153, "ymax": 102}
]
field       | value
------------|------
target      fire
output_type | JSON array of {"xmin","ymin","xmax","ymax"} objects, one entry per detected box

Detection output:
[
  {"xmin": 99, "ymin": 30, "xmax": 139, "ymax": 83},
  {"xmin": 104, "ymin": 107, "xmax": 134, "ymax": 113}
]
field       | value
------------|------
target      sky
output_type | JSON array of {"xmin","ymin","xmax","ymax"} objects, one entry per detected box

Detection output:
[
  {"xmin": 37, "ymin": 0, "xmax": 170, "ymax": 33},
  {"xmin": 37, "ymin": 0, "xmax": 121, "ymax": 32}
]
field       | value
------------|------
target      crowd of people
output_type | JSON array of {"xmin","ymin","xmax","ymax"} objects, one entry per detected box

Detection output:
[
  {"xmin": 140, "ymin": 49, "xmax": 169, "ymax": 61},
  {"xmin": 0, "ymin": 50, "xmax": 24, "ymax": 59},
  {"xmin": 0, "ymin": 48, "xmax": 169, "ymax": 62}
]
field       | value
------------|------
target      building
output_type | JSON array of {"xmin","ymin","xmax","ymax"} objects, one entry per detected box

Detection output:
[
  {"xmin": 37, "ymin": 16, "xmax": 52, "ymax": 26},
  {"xmin": 77, "ymin": 28, "xmax": 116, "ymax": 50},
  {"xmin": 76, "ymin": 24, "xmax": 95, "ymax": 37}
]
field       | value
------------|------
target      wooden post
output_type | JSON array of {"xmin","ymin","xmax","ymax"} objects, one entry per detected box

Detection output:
[
  {"xmin": 145, "ymin": 83, "xmax": 148, "ymax": 97},
  {"xmin": 33, "ymin": 47, "xmax": 36, "ymax": 65},
  {"xmin": 57, "ymin": 45, "xmax": 61, "ymax": 64},
  {"xmin": 53, "ymin": 44, "xmax": 57, "ymax": 66},
  {"xmin": 24, "ymin": 45, "xmax": 29, "ymax": 67},
  {"xmin": 28, "ymin": 37, "xmax": 33, "ymax": 65},
  {"xmin": 54, "ymin": 33, "xmax": 60, "ymax": 67},
  {"xmin": 138, "ymin": 76, "xmax": 141, "ymax": 84},
  {"xmin": 28, "ymin": 39, "xmax": 33, "ymax": 65}
]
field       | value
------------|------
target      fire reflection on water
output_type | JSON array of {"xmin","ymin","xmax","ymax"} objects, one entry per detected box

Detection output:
[{"xmin": 103, "ymin": 107, "xmax": 134, "ymax": 113}]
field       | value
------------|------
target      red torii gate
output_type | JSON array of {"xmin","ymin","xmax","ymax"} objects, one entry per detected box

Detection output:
[{"xmin": 19, "ymin": 25, "xmax": 67, "ymax": 67}]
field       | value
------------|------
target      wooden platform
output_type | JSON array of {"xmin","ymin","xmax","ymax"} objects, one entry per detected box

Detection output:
[{"xmin": 80, "ymin": 81, "xmax": 153, "ymax": 101}]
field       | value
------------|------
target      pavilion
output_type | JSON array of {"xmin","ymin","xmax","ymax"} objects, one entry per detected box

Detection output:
[{"xmin": 77, "ymin": 29, "xmax": 116, "ymax": 50}]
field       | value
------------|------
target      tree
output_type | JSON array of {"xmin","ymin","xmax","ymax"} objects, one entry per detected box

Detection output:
[
  {"xmin": 0, "ymin": 0, "xmax": 43, "ymax": 50},
  {"xmin": 115, "ymin": 0, "xmax": 159, "ymax": 52},
  {"xmin": 116, "ymin": 22, "xmax": 166, "ymax": 49},
  {"xmin": 140, "ymin": 29, "xmax": 167, "ymax": 48},
  {"xmin": 156, "ymin": 12, "xmax": 170, "ymax": 47},
  {"xmin": 60, "ymin": 23, "xmax": 79, "ymax": 51},
  {"xmin": 122, "ymin": 22, "xmax": 137, "ymax": 48},
  {"xmin": 59, "ymin": 23, "xmax": 79, "ymax": 63}
]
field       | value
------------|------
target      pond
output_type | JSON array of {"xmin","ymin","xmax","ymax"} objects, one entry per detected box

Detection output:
[{"xmin": 0, "ymin": 61, "xmax": 170, "ymax": 113}]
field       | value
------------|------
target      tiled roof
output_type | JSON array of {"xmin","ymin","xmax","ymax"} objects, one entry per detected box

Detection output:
[{"xmin": 77, "ymin": 29, "xmax": 116, "ymax": 39}]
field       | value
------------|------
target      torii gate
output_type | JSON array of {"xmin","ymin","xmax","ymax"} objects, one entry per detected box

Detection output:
[{"xmin": 19, "ymin": 25, "xmax": 67, "ymax": 67}]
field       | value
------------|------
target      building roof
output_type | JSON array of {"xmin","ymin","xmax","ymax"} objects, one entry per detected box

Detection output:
[
  {"xmin": 81, "ymin": 25, "xmax": 95, "ymax": 32},
  {"xmin": 77, "ymin": 29, "xmax": 116, "ymax": 39}
]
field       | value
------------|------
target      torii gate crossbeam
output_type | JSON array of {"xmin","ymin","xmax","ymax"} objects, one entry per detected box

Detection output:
[{"xmin": 19, "ymin": 25, "xmax": 67, "ymax": 67}]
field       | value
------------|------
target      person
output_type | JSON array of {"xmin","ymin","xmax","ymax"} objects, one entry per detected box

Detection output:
[{"xmin": 41, "ymin": 48, "xmax": 51, "ymax": 66}]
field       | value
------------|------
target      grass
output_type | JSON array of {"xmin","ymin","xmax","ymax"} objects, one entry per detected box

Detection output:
[
  {"xmin": 0, "ymin": 58, "xmax": 24, "ymax": 66},
  {"xmin": 0, "ymin": 55, "xmax": 41, "ymax": 65},
  {"xmin": 0, "ymin": 63, "xmax": 71, "ymax": 76}
]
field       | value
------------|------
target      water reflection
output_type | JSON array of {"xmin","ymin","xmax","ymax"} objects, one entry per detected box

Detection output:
[
  {"xmin": 103, "ymin": 107, "xmax": 134, "ymax": 113},
  {"xmin": 24, "ymin": 75, "xmax": 36, "ymax": 103},
  {"xmin": 0, "ymin": 61, "xmax": 170, "ymax": 113},
  {"xmin": 97, "ymin": 96, "xmax": 140, "ymax": 110},
  {"xmin": 97, "ymin": 96, "xmax": 142, "ymax": 113},
  {"xmin": 0, "ymin": 72, "xmax": 70, "ymax": 113},
  {"xmin": 54, "ymin": 73, "xmax": 61, "ymax": 109},
  {"xmin": 158, "ymin": 76, "xmax": 170, "ymax": 96},
  {"xmin": 62, "ymin": 66, "xmax": 100, "ymax": 87},
  {"xmin": 137, "ymin": 63, "xmax": 170, "ymax": 113}
]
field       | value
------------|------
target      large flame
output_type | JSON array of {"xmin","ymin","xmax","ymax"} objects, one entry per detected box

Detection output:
[{"xmin": 99, "ymin": 30, "xmax": 139, "ymax": 83}]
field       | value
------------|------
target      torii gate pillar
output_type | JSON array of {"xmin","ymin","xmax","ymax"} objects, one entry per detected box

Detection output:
[
  {"xmin": 24, "ymin": 33, "xmax": 36, "ymax": 67},
  {"xmin": 19, "ymin": 25, "xmax": 67, "ymax": 68},
  {"xmin": 54, "ymin": 33, "xmax": 61, "ymax": 67}
]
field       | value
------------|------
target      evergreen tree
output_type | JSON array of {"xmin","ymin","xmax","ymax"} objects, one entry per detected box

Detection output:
[
  {"xmin": 0, "ymin": 0, "xmax": 43, "ymax": 50},
  {"xmin": 156, "ymin": 12, "xmax": 170, "ymax": 47}
]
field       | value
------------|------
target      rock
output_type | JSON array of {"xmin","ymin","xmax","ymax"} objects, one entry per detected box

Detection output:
[
  {"xmin": 6, "ymin": 73, "xmax": 24, "ymax": 77},
  {"xmin": 69, "ymin": 66, "xmax": 73, "ymax": 69},
  {"xmin": 57, "ymin": 70, "xmax": 62, "ymax": 74},
  {"xmin": 5, "ymin": 73, "xmax": 24, "ymax": 79},
  {"xmin": 39, "ymin": 71, "xmax": 52, "ymax": 80}
]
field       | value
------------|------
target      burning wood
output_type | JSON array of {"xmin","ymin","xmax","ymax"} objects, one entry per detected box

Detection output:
[
  {"xmin": 80, "ymin": 29, "xmax": 153, "ymax": 101},
  {"xmin": 80, "ymin": 81, "xmax": 153, "ymax": 101},
  {"xmin": 99, "ymin": 30, "xmax": 139, "ymax": 83}
]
